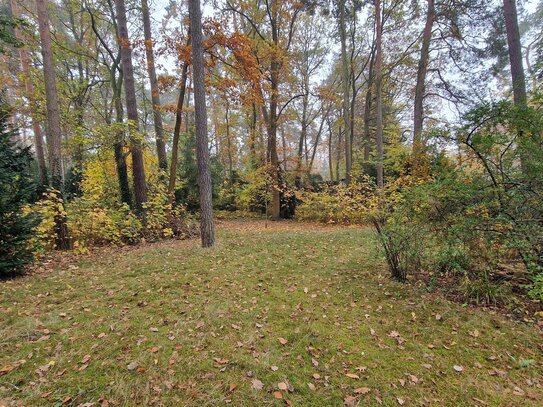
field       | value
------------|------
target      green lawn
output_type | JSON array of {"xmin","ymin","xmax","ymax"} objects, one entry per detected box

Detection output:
[{"xmin": 1, "ymin": 220, "xmax": 542, "ymax": 406}]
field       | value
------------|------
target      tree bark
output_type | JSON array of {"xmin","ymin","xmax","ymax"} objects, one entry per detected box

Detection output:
[
  {"xmin": 363, "ymin": 49, "xmax": 375, "ymax": 162},
  {"xmin": 88, "ymin": 3, "xmax": 131, "ymax": 206},
  {"xmin": 412, "ymin": 0, "xmax": 435, "ymax": 173},
  {"xmin": 36, "ymin": 0, "xmax": 69, "ymax": 249},
  {"xmin": 141, "ymin": 0, "xmax": 167, "ymax": 170},
  {"xmin": 327, "ymin": 119, "xmax": 333, "ymax": 181},
  {"xmin": 10, "ymin": 0, "xmax": 48, "ymax": 186},
  {"xmin": 339, "ymin": 0, "xmax": 352, "ymax": 183},
  {"xmin": 113, "ymin": 83, "xmax": 132, "ymax": 206},
  {"xmin": 115, "ymin": 0, "xmax": 147, "ymax": 215},
  {"xmin": 168, "ymin": 62, "xmax": 189, "ymax": 205},
  {"xmin": 374, "ymin": 0, "xmax": 384, "ymax": 188},
  {"xmin": 502, "ymin": 0, "xmax": 527, "ymax": 105},
  {"xmin": 189, "ymin": 0, "xmax": 215, "ymax": 247},
  {"xmin": 265, "ymin": 0, "xmax": 281, "ymax": 219}
]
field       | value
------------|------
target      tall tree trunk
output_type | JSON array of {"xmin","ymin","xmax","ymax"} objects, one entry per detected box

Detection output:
[
  {"xmin": 225, "ymin": 99, "xmax": 234, "ymax": 184},
  {"xmin": 168, "ymin": 62, "xmax": 189, "ymax": 205},
  {"xmin": 115, "ymin": 0, "xmax": 147, "ymax": 214},
  {"xmin": 10, "ymin": 0, "xmax": 48, "ymax": 186},
  {"xmin": 248, "ymin": 102, "xmax": 257, "ymax": 168},
  {"xmin": 189, "ymin": 0, "xmax": 215, "ymax": 247},
  {"xmin": 89, "ymin": 4, "xmax": 131, "ymax": 206},
  {"xmin": 374, "ymin": 0, "xmax": 384, "ymax": 188},
  {"xmin": 502, "ymin": 0, "xmax": 527, "ymax": 105},
  {"xmin": 309, "ymin": 113, "xmax": 327, "ymax": 173},
  {"xmin": 141, "ymin": 0, "xmax": 167, "ymax": 170},
  {"xmin": 36, "ymin": 0, "xmax": 69, "ymax": 249},
  {"xmin": 296, "ymin": 88, "xmax": 308, "ymax": 186},
  {"xmin": 327, "ymin": 119, "xmax": 333, "ymax": 181},
  {"xmin": 339, "ymin": 0, "xmax": 352, "ymax": 183},
  {"xmin": 336, "ymin": 126, "xmax": 342, "ymax": 182},
  {"xmin": 412, "ymin": 0, "xmax": 435, "ymax": 175},
  {"xmin": 266, "ymin": 0, "xmax": 281, "ymax": 219},
  {"xmin": 113, "ymin": 83, "xmax": 132, "ymax": 206},
  {"xmin": 363, "ymin": 49, "xmax": 375, "ymax": 162}
]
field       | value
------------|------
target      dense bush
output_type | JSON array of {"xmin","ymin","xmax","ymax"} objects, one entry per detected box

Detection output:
[
  {"xmin": 29, "ymin": 152, "xmax": 196, "ymax": 253},
  {"xmin": 0, "ymin": 98, "xmax": 39, "ymax": 275},
  {"xmin": 295, "ymin": 174, "xmax": 375, "ymax": 224},
  {"xmin": 370, "ymin": 100, "xmax": 543, "ymax": 301}
]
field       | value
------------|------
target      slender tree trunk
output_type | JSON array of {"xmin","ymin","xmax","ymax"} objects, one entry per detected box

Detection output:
[
  {"xmin": 309, "ymin": 114, "xmax": 327, "ymax": 173},
  {"xmin": 115, "ymin": 0, "xmax": 147, "ymax": 214},
  {"xmin": 113, "ymin": 85, "xmax": 132, "ymax": 206},
  {"xmin": 248, "ymin": 102, "xmax": 257, "ymax": 168},
  {"xmin": 502, "ymin": 0, "xmax": 527, "ymax": 105},
  {"xmin": 280, "ymin": 126, "xmax": 288, "ymax": 172},
  {"xmin": 363, "ymin": 49, "xmax": 375, "ymax": 162},
  {"xmin": 36, "ymin": 0, "xmax": 69, "ymax": 249},
  {"xmin": 225, "ymin": 99, "xmax": 234, "ymax": 184},
  {"xmin": 168, "ymin": 62, "xmax": 189, "ymax": 205},
  {"xmin": 189, "ymin": 0, "xmax": 215, "ymax": 247},
  {"xmin": 296, "ymin": 88, "xmax": 308, "ymax": 187},
  {"xmin": 374, "ymin": 0, "xmax": 384, "ymax": 188},
  {"xmin": 267, "ymin": 0, "xmax": 281, "ymax": 219},
  {"xmin": 141, "ymin": 0, "xmax": 167, "ymax": 170},
  {"xmin": 11, "ymin": 0, "xmax": 48, "ymax": 186},
  {"xmin": 339, "ymin": 0, "xmax": 352, "ymax": 183},
  {"xmin": 336, "ymin": 126, "xmax": 342, "ymax": 182},
  {"xmin": 412, "ymin": 0, "xmax": 434, "ymax": 175},
  {"xmin": 327, "ymin": 119, "xmax": 333, "ymax": 181}
]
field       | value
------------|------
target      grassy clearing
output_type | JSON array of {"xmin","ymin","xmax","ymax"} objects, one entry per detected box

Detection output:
[{"xmin": 1, "ymin": 220, "xmax": 542, "ymax": 406}]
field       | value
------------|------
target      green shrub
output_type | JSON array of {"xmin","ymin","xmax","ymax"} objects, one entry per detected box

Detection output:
[
  {"xmin": 370, "ymin": 99, "xmax": 543, "ymax": 299},
  {"xmin": 0, "ymin": 98, "xmax": 39, "ymax": 275}
]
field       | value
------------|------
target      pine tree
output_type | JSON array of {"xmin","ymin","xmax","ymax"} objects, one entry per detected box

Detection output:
[{"xmin": 0, "ymin": 97, "xmax": 39, "ymax": 275}]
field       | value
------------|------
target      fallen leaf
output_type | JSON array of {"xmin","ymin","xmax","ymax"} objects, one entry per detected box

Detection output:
[
  {"xmin": 354, "ymin": 387, "xmax": 371, "ymax": 394},
  {"xmin": 453, "ymin": 365, "xmax": 464, "ymax": 372},
  {"xmin": 469, "ymin": 330, "xmax": 480, "ymax": 338},
  {"xmin": 397, "ymin": 397, "xmax": 405, "ymax": 405},
  {"xmin": 127, "ymin": 362, "xmax": 138, "ymax": 371},
  {"xmin": 271, "ymin": 365, "xmax": 279, "ymax": 371},
  {"xmin": 273, "ymin": 391, "xmax": 283, "ymax": 399},
  {"xmin": 344, "ymin": 396, "xmax": 356, "ymax": 406},
  {"xmin": 278, "ymin": 382, "xmax": 288, "ymax": 391},
  {"xmin": 229, "ymin": 383, "xmax": 237, "ymax": 392},
  {"xmin": 149, "ymin": 347, "xmax": 159, "ymax": 353},
  {"xmin": 345, "ymin": 373, "xmax": 360, "ymax": 379},
  {"xmin": 422, "ymin": 364, "xmax": 432, "ymax": 369},
  {"xmin": 0, "ymin": 365, "xmax": 15, "ymax": 376},
  {"xmin": 149, "ymin": 327, "xmax": 159, "ymax": 332},
  {"xmin": 278, "ymin": 337, "xmax": 288, "ymax": 345},
  {"xmin": 312, "ymin": 373, "xmax": 321, "ymax": 380},
  {"xmin": 307, "ymin": 382, "xmax": 316, "ymax": 391},
  {"xmin": 251, "ymin": 379, "xmax": 263, "ymax": 390}
]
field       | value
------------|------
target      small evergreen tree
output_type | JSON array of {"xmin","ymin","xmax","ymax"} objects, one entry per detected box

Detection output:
[{"xmin": 0, "ymin": 97, "xmax": 39, "ymax": 275}]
